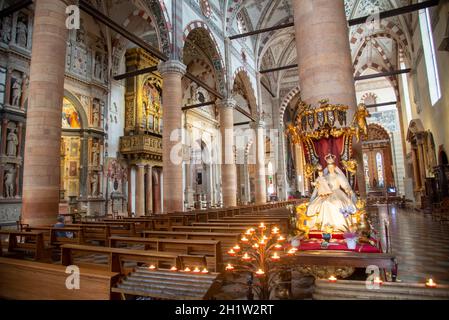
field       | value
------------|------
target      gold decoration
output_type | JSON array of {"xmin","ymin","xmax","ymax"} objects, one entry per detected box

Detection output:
[
  {"xmin": 295, "ymin": 266, "xmax": 355, "ymax": 279},
  {"xmin": 295, "ymin": 203, "xmax": 314, "ymax": 239},
  {"xmin": 351, "ymin": 103, "xmax": 371, "ymax": 142},
  {"xmin": 341, "ymin": 159, "xmax": 358, "ymax": 175}
]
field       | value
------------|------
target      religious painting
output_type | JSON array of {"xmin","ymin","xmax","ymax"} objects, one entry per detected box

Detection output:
[
  {"xmin": 62, "ymin": 98, "xmax": 82, "ymax": 129},
  {"xmin": 70, "ymin": 140, "xmax": 79, "ymax": 157},
  {"xmin": 143, "ymin": 80, "xmax": 161, "ymax": 113},
  {"xmin": 69, "ymin": 161, "xmax": 77, "ymax": 177}
]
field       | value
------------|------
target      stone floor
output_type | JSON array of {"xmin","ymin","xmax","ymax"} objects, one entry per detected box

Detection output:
[{"xmin": 375, "ymin": 205, "xmax": 449, "ymax": 285}]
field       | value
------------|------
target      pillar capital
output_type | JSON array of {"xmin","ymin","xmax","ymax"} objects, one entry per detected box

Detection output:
[
  {"xmin": 250, "ymin": 119, "xmax": 265, "ymax": 129},
  {"xmin": 158, "ymin": 60, "xmax": 186, "ymax": 76},
  {"xmin": 216, "ymin": 98, "xmax": 236, "ymax": 109}
]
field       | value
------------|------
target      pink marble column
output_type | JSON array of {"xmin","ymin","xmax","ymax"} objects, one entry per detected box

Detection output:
[
  {"xmin": 254, "ymin": 121, "xmax": 267, "ymax": 204},
  {"xmin": 22, "ymin": 0, "xmax": 68, "ymax": 226},
  {"xmin": 145, "ymin": 165, "xmax": 153, "ymax": 215},
  {"xmin": 136, "ymin": 164, "xmax": 145, "ymax": 216},
  {"xmin": 218, "ymin": 99, "xmax": 237, "ymax": 207},
  {"xmin": 293, "ymin": 0, "xmax": 366, "ymax": 196},
  {"xmin": 153, "ymin": 169, "xmax": 162, "ymax": 214},
  {"xmin": 158, "ymin": 60, "xmax": 186, "ymax": 213}
]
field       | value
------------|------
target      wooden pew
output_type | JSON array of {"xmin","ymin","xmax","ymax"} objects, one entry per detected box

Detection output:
[
  {"xmin": 141, "ymin": 231, "xmax": 240, "ymax": 255},
  {"xmin": 171, "ymin": 225, "xmax": 246, "ymax": 234},
  {"xmin": 60, "ymin": 244, "xmax": 207, "ymax": 274},
  {"xmin": 77, "ymin": 221, "xmax": 137, "ymax": 237},
  {"xmin": 109, "ymin": 236, "xmax": 222, "ymax": 272},
  {"xmin": 24, "ymin": 226, "xmax": 85, "ymax": 246},
  {"xmin": 0, "ymin": 257, "xmax": 119, "ymax": 300},
  {"xmin": 71, "ymin": 224, "xmax": 111, "ymax": 244},
  {"xmin": 0, "ymin": 230, "xmax": 48, "ymax": 261}
]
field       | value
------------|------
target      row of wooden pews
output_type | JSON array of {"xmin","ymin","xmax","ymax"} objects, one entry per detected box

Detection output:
[{"xmin": 0, "ymin": 200, "xmax": 299, "ymax": 300}]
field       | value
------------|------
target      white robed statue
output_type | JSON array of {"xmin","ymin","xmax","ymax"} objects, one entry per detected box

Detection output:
[{"xmin": 306, "ymin": 154, "xmax": 357, "ymax": 231}]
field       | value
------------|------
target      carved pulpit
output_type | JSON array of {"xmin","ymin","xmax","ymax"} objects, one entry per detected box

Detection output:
[{"xmin": 120, "ymin": 48, "xmax": 163, "ymax": 165}]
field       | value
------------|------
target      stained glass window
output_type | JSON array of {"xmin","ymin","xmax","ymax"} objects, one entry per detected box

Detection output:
[{"xmin": 376, "ymin": 152, "xmax": 385, "ymax": 188}]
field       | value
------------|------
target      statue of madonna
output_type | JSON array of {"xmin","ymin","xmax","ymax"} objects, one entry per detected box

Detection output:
[{"xmin": 306, "ymin": 154, "xmax": 357, "ymax": 231}]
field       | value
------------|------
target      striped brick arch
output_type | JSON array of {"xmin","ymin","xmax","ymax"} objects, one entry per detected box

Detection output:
[
  {"xmin": 183, "ymin": 21, "xmax": 225, "ymax": 93},
  {"xmin": 353, "ymin": 36, "xmax": 394, "ymax": 70},
  {"xmin": 232, "ymin": 66, "xmax": 257, "ymax": 114},
  {"xmin": 355, "ymin": 63, "xmax": 399, "ymax": 98},
  {"xmin": 279, "ymin": 86, "xmax": 300, "ymax": 127}
]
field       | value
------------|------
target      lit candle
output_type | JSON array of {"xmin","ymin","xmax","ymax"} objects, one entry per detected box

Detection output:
[
  {"xmin": 275, "ymin": 244, "xmax": 283, "ymax": 249},
  {"xmin": 246, "ymin": 229, "xmax": 252, "ymax": 235},
  {"xmin": 233, "ymin": 245, "xmax": 241, "ymax": 252},
  {"xmin": 148, "ymin": 265, "xmax": 156, "ymax": 270},
  {"xmin": 259, "ymin": 239, "xmax": 266, "ymax": 246},
  {"xmin": 241, "ymin": 236, "xmax": 249, "ymax": 242},
  {"xmin": 201, "ymin": 268, "xmax": 209, "ymax": 274},
  {"xmin": 426, "ymin": 278, "xmax": 437, "ymax": 288},
  {"xmin": 228, "ymin": 249, "xmax": 236, "ymax": 256},
  {"xmin": 328, "ymin": 275, "xmax": 337, "ymax": 283},
  {"xmin": 225, "ymin": 264, "xmax": 234, "ymax": 271},
  {"xmin": 373, "ymin": 277, "xmax": 383, "ymax": 285},
  {"xmin": 170, "ymin": 266, "xmax": 177, "ymax": 271},
  {"xmin": 272, "ymin": 227, "xmax": 279, "ymax": 234},
  {"xmin": 259, "ymin": 223, "xmax": 266, "ymax": 230},
  {"xmin": 278, "ymin": 235, "xmax": 285, "ymax": 242},
  {"xmin": 193, "ymin": 267, "xmax": 200, "ymax": 273},
  {"xmin": 271, "ymin": 252, "xmax": 280, "ymax": 261},
  {"xmin": 255, "ymin": 269, "xmax": 265, "ymax": 277},
  {"xmin": 287, "ymin": 248, "xmax": 297, "ymax": 255},
  {"xmin": 242, "ymin": 253, "xmax": 251, "ymax": 261},
  {"xmin": 184, "ymin": 267, "xmax": 191, "ymax": 272},
  {"xmin": 262, "ymin": 235, "xmax": 268, "ymax": 240},
  {"xmin": 252, "ymin": 243, "xmax": 259, "ymax": 249}
]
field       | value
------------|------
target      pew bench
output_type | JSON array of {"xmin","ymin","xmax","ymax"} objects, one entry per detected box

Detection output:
[
  {"xmin": 109, "ymin": 236, "xmax": 222, "ymax": 272},
  {"xmin": 0, "ymin": 230, "xmax": 49, "ymax": 261},
  {"xmin": 24, "ymin": 226, "xmax": 85, "ymax": 246},
  {"xmin": 0, "ymin": 257, "xmax": 119, "ymax": 300},
  {"xmin": 60, "ymin": 244, "xmax": 207, "ymax": 275},
  {"xmin": 141, "ymin": 231, "xmax": 240, "ymax": 256},
  {"xmin": 171, "ymin": 225, "xmax": 246, "ymax": 234}
]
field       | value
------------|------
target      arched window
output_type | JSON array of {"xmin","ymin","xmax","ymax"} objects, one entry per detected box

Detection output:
[{"xmin": 376, "ymin": 152, "xmax": 385, "ymax": 188}]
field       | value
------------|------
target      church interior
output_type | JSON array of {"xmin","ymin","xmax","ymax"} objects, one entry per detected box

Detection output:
[{"xmin": 0, "ymin": 0, "xmax": 448, "ymax": 301}]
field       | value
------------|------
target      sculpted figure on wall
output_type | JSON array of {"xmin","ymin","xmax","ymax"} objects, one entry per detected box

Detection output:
[
  {"xmin": 92, "ymin": 99, "xmax": 100, "ymax": 127},
  {"xmin": 90, "ymin": 173, "xmax": 98, "ymax": 197},
  {"xmin": 16, "ymin": 16, "xmax": 28, "ymax": 48},
  {"xmin": 6, "ymin": 127, "xmax": 18, "ymax": 157},
  {"xmin": 4, "ymin": 167, "xmax": 15, "ymax": 198},
  {"xmin": 94, "ymin": 53, "xmax": 103, "ymax": 80},
  {"xmin": 11, "ymin": 78, "xmax": 22, "ymax": 106},
  {"xmin": 92, "ymin": 142, "xmax": 100, "ymax": 166},
  {"xmin": 0, "ymin": 16, "xmax": 12, "ymax": 43}
]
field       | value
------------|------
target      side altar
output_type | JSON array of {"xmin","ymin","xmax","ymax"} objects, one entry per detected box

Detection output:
[{"xmin": 284, "ymin": 99, "xmax": 397, "ymax": 281}]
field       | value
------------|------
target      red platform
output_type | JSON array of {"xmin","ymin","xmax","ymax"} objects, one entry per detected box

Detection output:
[{"xmin": 298, "ymin": 231, "xmax": 382, "ymax": 253}]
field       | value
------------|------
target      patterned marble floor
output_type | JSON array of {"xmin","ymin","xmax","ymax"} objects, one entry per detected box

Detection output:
[{"xmin": 373, "ymin": 205, "xmax": 449, "ymax": 285}]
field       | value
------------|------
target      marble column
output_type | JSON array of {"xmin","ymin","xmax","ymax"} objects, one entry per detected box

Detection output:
[
  {"xmin": 293, "ymin": 0, "xmax": 366, "ymax": 196},
  {"xmin": 22, "ymin": 0, "xmax": 68, "ymax": 225},
  {"xmin": 153, "ymin": 169, "xmax": 162, "ymax": 213},
  {"xmin": 127, "ymin": 166, "xmax": 132, "ymax": 215},
  {"xmin": 135, "ymin": 164, "xmax": 145, "ymax": 216},
  {"xmin": 146, "ymin": 165, "xmax": 153, "ymax": 215},
  {"xmin": 158, "ymin": 60, "xmax": 186, "ymax": 213},
  {"xmin": 254, "ymin": 121, "xmax": 267, "ymax": 204},
  {"xmin": 218, "ymin": 99, "xmax": 237, "ymax": 207}
]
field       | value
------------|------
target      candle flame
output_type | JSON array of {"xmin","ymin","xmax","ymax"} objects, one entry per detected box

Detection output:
[{"xmin": 170, "ymin": 266, "xmax": 177, "ymax": 271}]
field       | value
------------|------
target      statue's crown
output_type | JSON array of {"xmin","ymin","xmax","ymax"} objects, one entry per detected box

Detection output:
[{"xmin": 325, "ymin": 154, "xmax": 336, "ymax": 165}]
